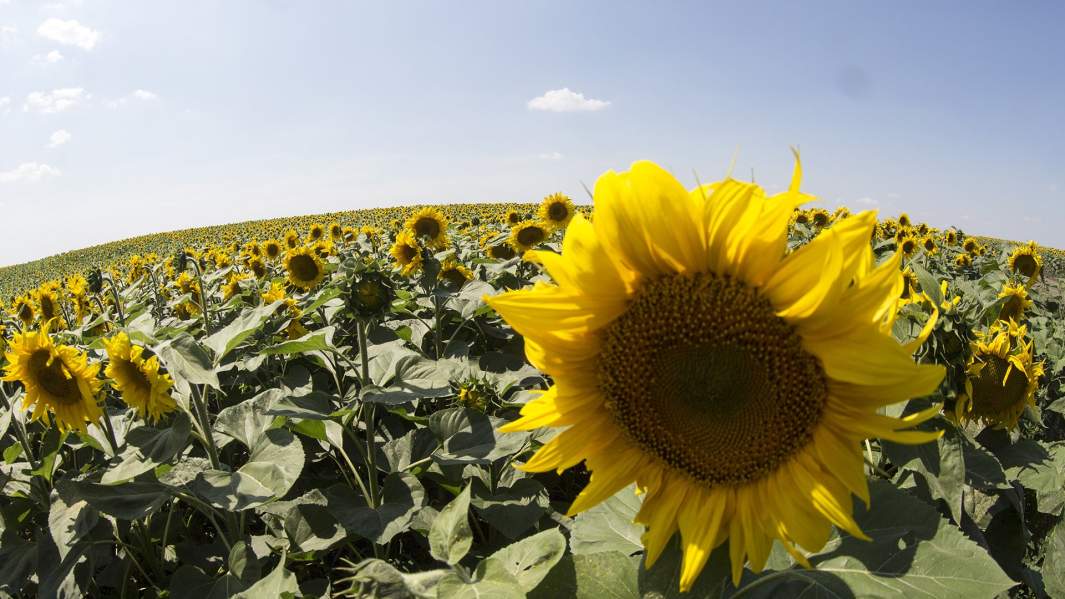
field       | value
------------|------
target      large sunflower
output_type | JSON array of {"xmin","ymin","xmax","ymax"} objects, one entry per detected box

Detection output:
[
  {"xmin": 1007, "ymin": 241, "xmax": 1042, "ymax": 283},
  {"xmin": 538, "ymin": 193, "xmax": 576, "ymax": 230},
  {"xmin": 103, "ymin": 332, "xmax": 176, "ymax": 423},
  {"xmin": 488, "ymin": 159, "xmax": 945, "ymax": 590},
  {"xmin": 2, "ymin": 327, "xmax": 103, "ymax": 433},
  {"xmin": 955, "ymin": 321, "xmax": 1044, "ymax": 429},
  {"xmin": 389, "ymin": 230, "xmax": 423, "ymax": 276},
  {"xmin": 284, "ymin": 247, "xmax": 326, "ymax": 291},
  {"xmin": 405, "ymin": 207, "xmax": 450, "ymax": 250}
]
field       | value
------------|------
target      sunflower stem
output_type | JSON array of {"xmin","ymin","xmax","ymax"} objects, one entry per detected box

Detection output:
[
  {"xmin": 189, "ymin": 260, "xmax": 212, "ymax": 335},
  {"xmin": 99, "ymin": 405, "xmax": 121, "ymax": 456},
  {"xmin": 191, "ymin": 386, "xmax": 221, "ymax": 470},
  {"xmin": 103, "ymin": 274, "xmax": 126, "ymax": 326},
  {"xmin": 0, "ymin": 384, "xmax": 38, "ymax": 467},
  {"xmin": 357, "ymin": 320, "xmax": 371, "ymax": 386}
]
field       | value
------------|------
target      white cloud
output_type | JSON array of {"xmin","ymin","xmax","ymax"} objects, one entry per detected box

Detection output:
[
  {"xmin": 32, "ymin": 49, "xmax": 65, "ymax": 65},
  {"xmin": 0, "ymin": 25, "xmax": 17, "ymax": 47},
  {"xmin": 36, "ymin": 18, "xmax": 99, "ymax": 50},
  {"xmin": 538, "ymin": 152, "xmax": 564, "ymax": 160},
  {"xmin": 854, "ymin": 197, "xmax": 879, "ymax": 206},
  {"xmin": 0, "ymin": 97, "xmax": 10, "ymax": 114},
  {"xmin": 527, "ymin": 88, "xmax": 610, "ymax": 112},
  {"xmin": 48, "ymin": 129, "xmax": 71, "ymax": 148},
  {"xmin": 106, "ymin": 89, "xmax": 160, "ymax": 108},
  {"xmin": 0, "ymin": 163, "xmax": 62, "ymax": 183},
  {"xmin": 24, "ymin": 88, "xmax": 86, "ymax": 113}
]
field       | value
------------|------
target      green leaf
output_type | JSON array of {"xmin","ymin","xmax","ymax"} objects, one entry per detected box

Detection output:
[
  {"xmin": 260, "ymin": 327, "xmax": 334, "ymax": 356},
  {"xmin": 168, "ymin": 565, "xmax": 248, "ymax": 599},
  {"xmin": 885, "ymin": 426, "xmax": 965, "ymax": 522},
  {"xmin": 530, "ymin": 551, "xmax": 640, "ymax": 599},
  {"xmin": 238, "ymin": 428, "xmax": 305, "ymax": 499},
  {"xmin": 265, "ymin": 391, "xmax": 335, "ymax": 421},
  {"xmin": 471, "ymin": 477, "xmax": 550, "ymax": 540},
  {"xmin": 478, "ymin": 527, "xmax": 567, "ymax": 593},
  {"xmin": 101, "ymin": 412, "xmax": 191, "ymax": 484},
  {"xmin": 204, "ymin": 302, "xmax": 280, "ymax": 362},
  {"xmin": 1043, "ymin": 517, "xmax": 1065, "ymax": 598},
  {"xmin": 156, "ymin": 334, "xmax": 220, "ymax": 390},
  {"xmin": 56, "ymin": 479, "xmax": 168, "ymax": 520},
  {"xmin": 429, "ymin": 484, "xmax": 473, "ymax": 565},
  {"xmin": 340, "ymin": 558, "xmax": 447, "ymax": 598},
  {"xmin": 228, "ymin": 540, "xmax": 261, "ymax": 583},
  {"xmin": 284, "ymin": 501, "xmax": 347, "ymax": 552},
  {"xmin": 215, "ymin": 388, "xmax": 284, "ymax": 448},
  {"xmin": 570, "ymin": 484, "xmax": 643, "ymax": 556},
  {"xmin": 189, "ymin": 470, "xmax": 275, "ymax": 511},
  {"xmin": 431, "ymin": 408, "xmax": 529, "ymax": 465},
  {"xmin": 325, "ymin": 472, "xmax": 426, "ymax": 544},
  {"xmin": 48, "ymin": 491, "xmax": 99, "ymax": 560},
  {"xmin": 234, "ymin": 556, "xmax": 300, "ymax": 599},
  {"xmin": 997, "ymin": 440, "xmax": 1065, "ymax": 516}
]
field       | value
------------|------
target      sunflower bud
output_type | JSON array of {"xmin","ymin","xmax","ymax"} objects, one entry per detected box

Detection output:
[
  {"xmin": 348, "ymin": 271, "xmax": 394, "ymax": 319},
  {"xmin": 87, "ymin": 269, "xmax": 103, "ymax": 294}
]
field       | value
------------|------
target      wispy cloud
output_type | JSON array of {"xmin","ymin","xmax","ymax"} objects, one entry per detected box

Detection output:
[
  {"xmin": 0, "ymin": 25, "xmax": 17, "ymax": 47},
  {"xmin": 538, "ymin": 151, "xmax": 564, "ymax": 160},
  {"xmin": 528, "ymin": 88, "xmax": 610, "ymax": 112},
  {"xmin": 106, "ymin": 89, "xmax": 160, "ymax": 108},
  {"xmin": 0, "ymin": 162, "xmax": 62, "ymax": 183},
  {"xmin": 0, "ymin": 97, "xmax": 10, "ymax": 115},
  {"xmin": 24, "ymin": 88, "xmax": 87, "ymax": 113},
  {"xmin": 32, "ymin": 49, "xmax": 65, "ymax": 65},
  {"xmin": 854, "ymin": 197, "xmax": 879, "ymax": 206},
  {"xmin": 48, "ymin": 129, "xmax": 72, "ymax": 148},
  {"xmin": 37, "ymin": 18, "xmax": 99, "ymax": 50}
]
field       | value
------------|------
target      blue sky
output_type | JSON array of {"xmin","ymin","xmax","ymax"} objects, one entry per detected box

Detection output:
[{"xmin": 1, "ymin": 1, "xmax": 1063, "ymax": 266}]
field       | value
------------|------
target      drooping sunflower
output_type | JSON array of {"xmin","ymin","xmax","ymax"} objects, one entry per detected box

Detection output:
[
  {"xmin": 1007, "ymin": 241, "xmax": 1042, "ymax": 283},
  {"xmin": 389, "ymin": 230, "xmax": 423, "ymax": 276},
  {"xmin": 998, "ymin": 281, "xmax": 1032, "ymax": 323},
  {"xmin": 488, "ymin": 159, "xmax": 945, "ymax": 590},
  {"xmin": 955, "ymin": 321, "xmax": 1044, "ymax": 429},
  {"xmin": 487, "ymin": 241, "xmax": 517, "ymax": 261},
  {"xmin": 405, "ymin": 207, "xmax": 450, "ymax": 250},
  {"xmin": 899, "ymin": 268, "xmax": 920, "ymax": 302},
  {"xmin": 2, "ymin": 327, "xmax": 103, "ymax": 433},
  {"xmin": 538, "ymin": 193, "xmax": 576, "ymax": 230},
  {"xmin": 103, "ymin": 332, "xmax": 176, "ymax": 423},
  {"xmin": 284, "ymin": 247, "xmax": 326, "ymax": 291},
  {"xmin": 439, "ymin": 259, "xmax": 475, "ymax": 290},
  {"xmin": 509, "ymin": 221, "xmax": 548, "ymax": 253}
]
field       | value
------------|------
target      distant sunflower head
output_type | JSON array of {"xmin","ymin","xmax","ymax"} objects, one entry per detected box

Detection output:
[
  {"xmin": 1008, "ymin": 241, "xmax": 1042, "ymax": 282},
  {"xmin": 284, "ymin": 247, "xmax": 326, "ymax": 291},
  {"xmin": 389, "ymin": 230, "xmax": 423, "ymax": 276},
  {"xmin": 956, "ymin": 321, "xmax": 1044, "ymax": 430},
  {"xmin": 284, "ymin": 229, "xmax": 300, "ymax": 249},
  {"xmin": 103, "ymin": 332, "xmax": 176, "ymax": 423},
  {"xmin": 792, "ymin": 210, "xmax": 810, "ymax": 225},
  {"xmin": 405, "ymin": 207, "xmax": 450, "ymax": 249},
  {"xmin": 897, "ymin": 212, "xmax": 911, "ymax": 227},
  {"xmin": 944, "ymin": 229, "xmax": 958, "ymax": 245},
  {"xmin": 329, "ymin": 222, "xmax": 344, "ymax": 241},
  {"xmin": 13, "ymin": 295, "xmax": 35, "ymax": 327},
  {"xmin": 900, "ymin": 268, "xmax": 920, "ymax": 300},
  {"xmin": 955, "ymin": 253, "xmax": 972, "ymax": 268},
  {"xmin": 308, "ymin": 223, "xmax": 325, "ymax": 241},
  {"xmin": 263, "ymin": 240, "xmax": 282, "ymax": 260},
  {"xmin": 349, "ymin": 271, "xmax": 394, "ymax": 318},
  {"xmin": 917, "ymin": 223, "xmax": 929, "ymax": 235},
  {"xmin": 487, "ymin": 240, "xmax": 517, "ymax": 261},
  {"xmin": 538, "ymin": 193, "xmax": 576, "ymax": 229},
  {"xmin": 488, "ymin": 157, "xmax": 944, "ymax": 591},
  {"xmin": 509, "ymin": 221, "xmax": 548, "ymax": 253},
  {"xmin": 898, "ymin": 235, "xmax": 919, "ymax": 258},
  {"xmin": 962, "ymin": 237, "xmax": 978, "ymax": 253},
  {"xmin": 921, "ymin": 235, "xmax": 938, "ymax": 255},
  {"xmin": 831, "ymin": 206, "xmax": 850, "ymax": 221},
  {"xmin": 2, "ymin": 327, "xmax": 103, "ymax": 433},
  {"xmin": 34, "ymin": 286, "xmax": 66, "ymax": 330},
  {"xmin": 222, "ymin": 273, "xmax": 251, "ymax": 301},
  {"xmin": 998, "ymin": 281, "xmax": 1032, "ymax": 322},
  {"xmin": 810, "ymin": 208, "xmax": 830, "ymax": 227},
  {"xmin": 504, "ymin": 209, "xmax": 522, "ymax": 226},
  {"xmin": 438, "ymin": 259, "xmax": 474, "ymax": 290}
]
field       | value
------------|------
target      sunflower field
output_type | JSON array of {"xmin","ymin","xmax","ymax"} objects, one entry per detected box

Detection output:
[{"xmin": 0, "ymin": 159, "xmax": 1063, "ymax": 598}]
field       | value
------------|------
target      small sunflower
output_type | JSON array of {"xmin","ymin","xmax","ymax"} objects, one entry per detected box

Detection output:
[
  {"xmin": 13, "ymin": 295, "xmax": 35, "ymax": 327},
  {"xmin": 263, "ymin": 240, "xmax": 282, "ymax": 261},
  {"xmin": 284, "ymin": 229, "xmax": 300, "ymax": 249},
  {"xmin": 944, "ymin": 229, "xmax": 958, "ymax": 245},
  {"xmin": 810, "ymin": 208, "xmax": 830, "ymax": 228},
  {"xmin": 405, "ymin": 207, "xmax": 450, "ymax": 249},
  {"xmin": 898, "ymin": 235, "xmax": 919, "ymax": 259},
  {"xmin": 1007, "ymin": 241, "xmax": 1042, "ymax": 283},
  {"xmin": 487, "ymin": 241, "xmax": 517, "ymax": 260},
  {"xmin": 284, "ymin": 247, "xmax": 326, "ymax": 291},
  {"xmin": 222, "ymin": 273, "xmax": 251, "ymax": 301},
  {"xmin": 921, "ymin": 235, "xmax": 938, "ymax": 255},
  {"xmin": 955, "ymin": 321, "xmax": 1044, "ymax": 429},
  {"xmin": 831, "ymin": 206, "xmax": 850, "ymax": 221},
  {"xmin": 35, "ymin": 285, "xmax": 66, "ymax": 329},
  {"xmin": 894, "ymin": 227, "xmax": 912, "ymax": 244},
  {"xmin": 962, "ymin": 237, "xmax": 978, "ymax": 253},
  {"xmin": 538, "ymin": 193, "xmax": 576, "ymax": 229},
  {"xmin": 389, "ymin": 230, "xmax": 423, "ymax": 276},
  {"xmin": 329, "ymin": 222, "xmax": 344, "ymax": 241},
  {"xmin": 2, "ymin": 327, "xmax": 103, "ymax": 433},
  {"xmin": 439, "ymin": 259, "xmax": 474, "ymax": 290},
  {"xmin": 504, "ymin": 209, "xmax": 522, "ymax": 226},
  {"xmin": 509, "ymin": 221, "xmax": 548, "ymax": 253},
  {"xmin": 997, "ymin": 282, "xmax": 1032, "ymax": 322},
  {"xmin": 792, "ymin": 210, "xmax": 810, "ymax": 225},
  {"xmin": 308, "ymin": 223, "xmax": 326, "ymax": 242},
  {"xmin": 955, "ymin": 253, "xmax": 972, "ymax": 268},
  {"xmin": 103, "ymin": 332, "xmax": 176, "ymax": 423},
  {"xmin": 488, "ymin": 158, "xmax": 944, "ymax": 590},
  {"xmin": 900, "ymin": 268, "xmax": 920, "ymax": 302},
  {"xmin": 897, "ymin": 212, "xmax": 911, "ymax": 227}
]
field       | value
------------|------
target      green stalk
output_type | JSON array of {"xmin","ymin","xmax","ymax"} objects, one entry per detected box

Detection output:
[{"xmin": 189, "ymin": 260, "xmax": 212, "ymax": 334}]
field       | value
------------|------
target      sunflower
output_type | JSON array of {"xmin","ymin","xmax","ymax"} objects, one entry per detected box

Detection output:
[
  {"xmin": 389, "ymin": 230, "xmax": 423, "ymax": 276},
  {"xmin": 810, "ymin": 208, "xmax": 830, "ymax": 228},
  {"xmin": 488, "ymin": 241, "xmax": 517, "ymax": 261},
  {"xmin": 943, "ymin": 229, "xmax": 958, "ymax": 245},
  {"xmin": 900, "ymin": 268, "xmax": 920, "ymax": 302},
  {"xmin": 955, "ymin": 321, "xmax": 1044, "ymax": 429},
  {"xmin": 35, "ymin": 285, "xmax": 66, "ymax": 329},
  {"xmin": 898, "ymin": 235, "xmax": 919, "ymax": 259},
  {"xmin": 1007, "ymin": 241, "xmax": 1042, "ymax": 283},
  {"xmin": 792, "ymin": 210, "xmax": 810, "ymax": 225},
  {"xmin": 897, "ymin": 213, "xmax": 911, "ymax": 227},
  {"xmin": 284, "ymin": 247, "xmax": 326, "ymax": 291},
  {"xmin": 263, "ymin": 240, "xmax": 282, "ymax": 261},
  {"xmin": 439, "ymin": 259, "xmax": 474, "ymax": 290},
  {"xmin": 103, "ymin": 332, "xmax": 176, "ymax": 423},
  {"xmin": 894, "ymin": 227, "xmax": 911, "ymax": 244},
  {"xmin": 955, "ymin": 253, "xmax": 972, "ymax": 268},
  {"xmin": 509, "ymin": 221, "xmax": 548, "ymax": 253},
  {"xmin": 329, "ymin": 222, "xmax": 344, "ymax": 241},
  {"xmin": 488, "ymin": 159, "xmax": 944, "ymax": 590},
  {"xmin": 284, "ymin": 229, "xmax": 300, "ymax": 249},
  {"xmin": 504, "ymin": 209, "xmax": 522, "ymax": 226},
  {"xmin": 222, "ymin": 272, "xmax": 251, "ymax": 301},
  {"xmin": 921, "ymin": 235, "xmax": 938, "ymax": 255},
  {"xmin": 308, "ymin": 223, "xmax": 325, "ymax": 242},
  {"xmin": 831, "ymin": 207, "xmax": 850, "ymax": 221},
  {"xmin": 539, "ymin": 193, "xmax": 576, "ymax": 229},
  {"xmin": 249, "ymin": 258, "xmax": 267, "ymax": 279},
  {"xmin": 962, "ymin": 237, "xmax": 978, "ymax": 253},
  {"xmin": 2, "ymin": 327, "xmax": 103, "ymax": 433},
  {"xmin": 405, "ymin": 207, "xmax": 450, "ymax": 249},
  {"xmin": 997, "ymin": 282, "xmax": 1032, "ymax": 322},
  {"xmin": 13, "ymin": 294, "xmax": 35, "ymax": 327}
]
